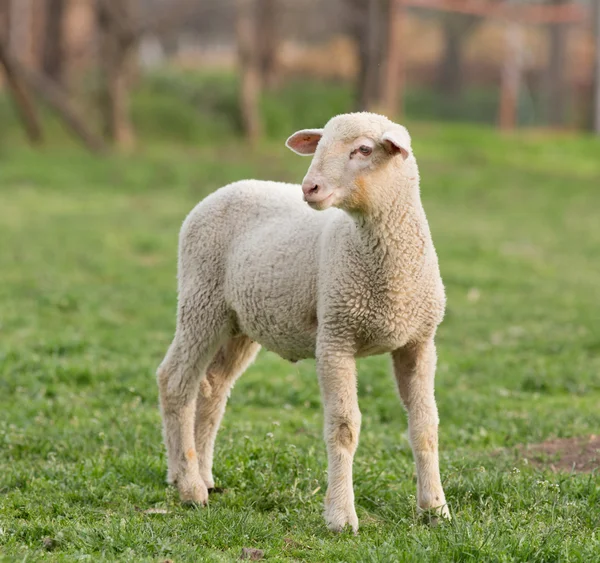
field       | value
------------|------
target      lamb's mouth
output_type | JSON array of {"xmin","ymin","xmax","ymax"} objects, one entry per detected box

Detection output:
[{"xmin": 305, "ymin": 191, "xmax": 334, "ymax": 209}]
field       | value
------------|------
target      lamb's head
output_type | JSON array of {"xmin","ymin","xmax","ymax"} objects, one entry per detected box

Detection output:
[{"xmin": 285, "ymin": 112, "xmax": 414, "ymax": 213}]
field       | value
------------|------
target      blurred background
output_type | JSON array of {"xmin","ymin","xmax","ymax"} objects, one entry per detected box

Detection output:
[{"xmin": 0, "ymin": 0, "xmax": 599, "ymax": 148}]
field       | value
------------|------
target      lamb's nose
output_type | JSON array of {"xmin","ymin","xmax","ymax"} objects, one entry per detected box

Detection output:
[{"xmin": 302, "ymin": 183, "xmax": 320, "ymax": 197}]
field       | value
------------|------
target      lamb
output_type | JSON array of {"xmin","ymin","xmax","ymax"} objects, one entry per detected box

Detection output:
[{"xmin": 156, "ymin": 112, "xmax": 450, "ymax": 532}]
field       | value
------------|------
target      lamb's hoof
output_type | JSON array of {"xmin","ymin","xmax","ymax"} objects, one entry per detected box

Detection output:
[
  {"xmin": 208, "ymin": 486, "xmax": 225, "ymax": 494},
  {"xmin": 418, "ymin": 502, "xmax": 451, "ymax": 526},
  {"xmin": 199, "ymin": 473, "xmax": 215, "ymax": 490},
  {"xmin": 325, "ymin": 502, "xmax": 359, "ymax": 534},
  {"xmin": 166, "ymin": 470, "xmax": 178, "ymax": 486},
  {"xmin": 438, "ymin": 503, "xmax": 451, "ymax": 520},
  {"xmin": 178, "ymin": 477, "xmax": 209, "ymax": 506}
]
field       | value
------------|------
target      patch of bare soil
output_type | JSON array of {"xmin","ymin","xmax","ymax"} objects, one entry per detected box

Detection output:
[{"xmin": 519, "ymin": 435, "xmax": 600, "ymax": 473}]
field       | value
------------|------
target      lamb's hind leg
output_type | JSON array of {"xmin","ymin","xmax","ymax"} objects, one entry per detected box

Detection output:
[
  {"xmin": 392, "ymin": 339, "xmax": 449, "ymax": 519},
  {"xmin": 195, "ymin": 335, "xmax": 261, "ymax": 489},
  {"xmin": 156, "ymin": 299, "xmax": 227, "ymax": 504}
]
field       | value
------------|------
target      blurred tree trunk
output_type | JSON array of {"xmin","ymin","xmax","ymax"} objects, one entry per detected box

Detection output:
[
  {"xmin": 0, "ymin": 37, "xmax": 44, "ymax": 144},
  {"xmin": 42, "ymin": 0, "xmax": 65, "ymax": 83},
  {"xmin": 1, "ymin": 40, "xmax": 108, "ymax": 152},
  {"xmin": 256, "ymin": 0, "xmax": 278, "ymax": 89},
  {"xmin": 544, "ymin": 0, "xmax": 567, "ymax": 127},
  {"xmin": 437, "ymin": 14, "xmax": 479, "ymax": 101},
  {"xmin": 236, "ymin": 0, "xmax": 262, "ymax": 143},
  {"xmin": 346, "ymin": 0, "xmax": 365, "ymax": 110},
  {"xmin": 438, "ymin": 23, "xmax": 461, "ymax": 97},
  {"xmin": 23, "ymin": 63, "xmax": 107, "ymax": 152},
  {"xmin": 592, "ymin": 0, "xmax": 600, "ymax": 133},
  {"xmin": 363, "ymin": 0, "xmax": 382, "ymax": 109},
  {"xmin": 97, "ymin": 0, "xmax": 136, "ymax": 150},
  {"xmin": 381, "ymin": 0, "xmax": 406, "ymax": 118},
  {"xmin": 498, "ymin": 19, "xmax": 523, "ymax": 130},
  {"xmin": 0, "ymin": 0, "xmax": 9, "ymax": 39},
  {"xmin": 1, "ymin": 0, "xmax": 43, "ymax": 145},
  {"xmin": 8, "ymin": 0, "xmax": 33, "ymax": 63},
  {"xmin": 351, "ymin": 0, "xmax": 388, "ymax": 111}
]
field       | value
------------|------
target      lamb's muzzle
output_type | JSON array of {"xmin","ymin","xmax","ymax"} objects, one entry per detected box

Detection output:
[
  {"xmin": 157, "ymin": 111, "xmax": 450, "ymax": 534},
  {"xmin": 301, "ymin": 173, "xmax": 332, "ymax": 206},
  {"xmin": 303, "ymin": 184, "xmax": 332, "ymax": 207},
  {"xmin": 301, "ymin": 181, "xmax": 320, "ymax": 198}
]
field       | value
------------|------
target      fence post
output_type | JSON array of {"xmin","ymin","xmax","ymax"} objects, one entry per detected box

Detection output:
[
  {"xmin": 498, "ymin": 8, "xmax": 523, "ymax": 130},
  {"xmin": 545, "ymin": 0, "xmax": 567, "ymax": 126}
]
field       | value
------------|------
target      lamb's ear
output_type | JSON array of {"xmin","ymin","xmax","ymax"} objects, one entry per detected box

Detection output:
[
  {"xmin": 285, "ymin": 128, "xmax": 324, "ymax": 156},
  {"xmin": 381, "ymin": 129, "xmax": 411, "ymax": 159}
]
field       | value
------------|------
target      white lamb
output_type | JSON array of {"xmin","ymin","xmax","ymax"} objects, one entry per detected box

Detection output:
[{"xmin": 157, "ymin": 112, "xmax": 450, "ymax": 532}]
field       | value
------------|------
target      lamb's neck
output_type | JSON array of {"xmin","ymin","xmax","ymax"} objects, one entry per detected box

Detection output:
[{"xmin": 353, "ymin": 174, "xmax": 432, "ymax": 274}]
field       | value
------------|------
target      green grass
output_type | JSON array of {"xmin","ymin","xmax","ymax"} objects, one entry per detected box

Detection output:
[{"xmin": 1, "ymin": 115, "xmax": 600, "ymax": 562}]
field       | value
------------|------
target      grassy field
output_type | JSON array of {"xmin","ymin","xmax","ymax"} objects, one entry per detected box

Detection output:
[{"xmin": 1, "ymin": 118, "xmax": 599, "ymax": 561}]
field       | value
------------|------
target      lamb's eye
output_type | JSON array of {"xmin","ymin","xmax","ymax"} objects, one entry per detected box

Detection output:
[{"xmin": 358, "ymin": 145, "xmax": 372, "ymax": 156}]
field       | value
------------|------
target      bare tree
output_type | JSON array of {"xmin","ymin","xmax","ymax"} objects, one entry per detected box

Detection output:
[
  {"xmin": 545, "ymin": 0, "xmax": 567, "ymax": 126},
  {"xmin": 236, "ymin": 0, "xmax": 262, "ymax": 143},
  {"xmin": 381, "ymin": 0, "xmax": 407, "ymax": 118},
  {"xmin": 42, "ymin": 0, "xmax": 65, "ymax": 83},
  {"xmin": 8, "ymin": 0, "xmax": 33, "ymax": 63},
  {"xmin": 349, "ymin": 0, "xmax": 407, "ymax": 117},
  {"xmin": 256, "ymin": 0, "xmax": 278, "ymax": 89},
  {"xmin": 498, "ymin": 16, "xmax": 524, "ymax": 130},
  {"xmin": 0, "ymin": 0, "xmax": 9, "ymax": 51},
  {"xmin": 348, "ymin": 0, "xmax": 389, "ymax": 111},
  {"xmin": 364, "ymin": 0, "xmax": 384, "ymax": 109},
  {"xmin": 437, "ymin": 14, "xmax": 479, "ymax": 101},
  {"xmin": 593, "ymin": 0, "xmax": 600, "ymax": 133},
  {"xmin": 97, "ymin": 0, "xmax": 136, "ymax": 149},
  {"xmin": 94, "ymin": 0, "xmax": 203, "ymax": 149},
  {"xmin": 0, "ymin": 6, "xmax": 43, "ymax": 145},
  {"xmin": 1, "ymin": 40, "xmax": 108, "ymax": 152}
]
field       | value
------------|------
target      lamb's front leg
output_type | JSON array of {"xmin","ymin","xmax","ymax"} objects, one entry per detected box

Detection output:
[
  {"xmin": 317, "ymin": 350, "xmax": 361, "ymax": 533},
  {"xmin": 392, "ymin": 339, "xmax": 450, "ymax": 519}
]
